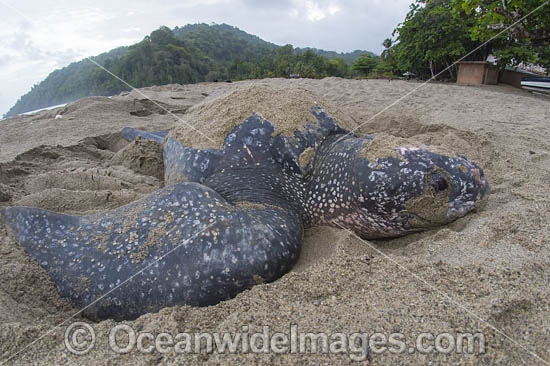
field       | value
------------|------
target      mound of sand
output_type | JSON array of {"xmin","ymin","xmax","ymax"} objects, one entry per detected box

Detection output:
[
  {"xmin": 170, "ymin": 82, "xmax": 359, "ymax": 149},
  {"xmin": 0, "ymin": 78, "xmax": 549, "ymax": 365}
]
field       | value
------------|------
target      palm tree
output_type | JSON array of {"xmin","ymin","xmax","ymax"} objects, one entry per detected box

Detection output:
[{"xmin": 381, "ymin": 38, "xmax": 393, "ymax": 61}]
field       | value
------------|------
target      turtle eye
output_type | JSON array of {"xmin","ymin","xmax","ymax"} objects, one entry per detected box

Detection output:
[{"xmin": 431, "ymin": 175, "xmax": 449, "ymax": 192}]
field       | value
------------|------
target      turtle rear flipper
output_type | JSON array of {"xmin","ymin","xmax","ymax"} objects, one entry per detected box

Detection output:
[{"xmin": 1, "ymin": 182, "xmax": 302, "ymax": 321}]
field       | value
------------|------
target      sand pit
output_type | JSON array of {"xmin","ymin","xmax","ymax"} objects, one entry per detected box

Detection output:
[{"xmin": 0, "ymin": 78, "xmax": 549, "ymax": 365}]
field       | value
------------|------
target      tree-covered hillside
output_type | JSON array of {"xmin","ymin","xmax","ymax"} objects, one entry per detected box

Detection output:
[
  {"xmin": 295, "ymin": 48, "xmax": 376, "ymax": 65},
  {"xmin": 4, "ymin": 24, "xmax": 374, "ymax": 118},
  {"xmin": 173, "ymin": 23, "xmax": 278, "ymax": 61}
]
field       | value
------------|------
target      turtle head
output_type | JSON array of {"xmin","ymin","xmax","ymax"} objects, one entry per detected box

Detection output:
[
  {"xmin": 351, "ymin": 145, "xmax": 489, "ymax": 238},
  {"xmin": 394, "ymin": 147, "xmax": 489, "ymax": 226}
]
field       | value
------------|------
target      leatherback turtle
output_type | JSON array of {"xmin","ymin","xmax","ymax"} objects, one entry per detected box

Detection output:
[{"xmin": 0, "ymin": 107, "xmax": 488, "ymax": 320}]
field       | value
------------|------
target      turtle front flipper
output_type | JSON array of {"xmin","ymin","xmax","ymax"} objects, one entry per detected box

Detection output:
[
  {"xmin": 162, "ymin": 137, "xmax": 225, "ymax": 185},
  {"xmin": 0, "ymin": 182, "xmax": 302, "ymax": 321}
]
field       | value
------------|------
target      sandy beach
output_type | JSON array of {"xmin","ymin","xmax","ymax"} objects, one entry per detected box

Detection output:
[{"xmin": 1, "ymin": 77, "xmax": 549, "ymax": 365}]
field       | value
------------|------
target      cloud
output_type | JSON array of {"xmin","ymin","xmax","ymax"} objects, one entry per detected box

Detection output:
[
  {"xmin": 0, "ymin": 54, "xmax": 14, "ymax": 67},
  {"xmin": 290, "ymin": 0, "xmax": 341, "ymax": 22},
  {"xmin": 0, "ymin": 1, "xmax": 146, "ymax": 115},
  {"xmin": 241, "ymin": 0, "xmax": 294, "ymax": 9},
  {"xmin": 172, "ymin": 0, "xmax": 233, "ymax": 8}
]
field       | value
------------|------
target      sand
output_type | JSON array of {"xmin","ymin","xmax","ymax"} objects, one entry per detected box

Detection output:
[{"xmin": 0, "ymin": 78, "xmax": 549, "ymax": 365}]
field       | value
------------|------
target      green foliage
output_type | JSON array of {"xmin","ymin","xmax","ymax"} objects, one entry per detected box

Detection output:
[
  {"xmin": 535, "ymin": 46, "xmax": 550, "ymax": 74},
  {"xmin": 371, "ymin": 61, "xmax": 398, "ymax": 77},
  {"xmin": 294, "ymin": 48, "xmax": 375, "ymax": 65},
  {"xmin": 352, "ymin": 55, "xmax": 379, "ymax": 76},
  {"xmin": 380, "ymin": 38, "xmax": 400, "ymax": 75},
  {"xmin": 327, "ymin": 58, "xmax": 352, "ymax": 77},
  {"xmin": 5, "ymin": 24, "xmax": 370, "ymax": 117},
  {"xmin": 174, "ymin": 23, "xmax": 276, "ymax": 66},
  {"xmin": 390, "ymin": 0, "xmax": 483, "ymax": 79},
  {"xmin": 98, "ymin": 27, "xmax": 212, "ymax": 90},
  {"xmin": 451, "ymin": 0, "xmax": 550, "ymax": 69}
]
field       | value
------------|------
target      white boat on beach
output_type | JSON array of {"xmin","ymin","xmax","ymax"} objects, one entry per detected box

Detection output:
[{"xmin": 521, "ymin": 77, "xmax": 550, "ymax": 93}]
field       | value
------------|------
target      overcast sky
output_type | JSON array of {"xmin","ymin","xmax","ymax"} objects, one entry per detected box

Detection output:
[{"xmin": 0, "ymin": 0, "xmax": 413, "ymax": 116}]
